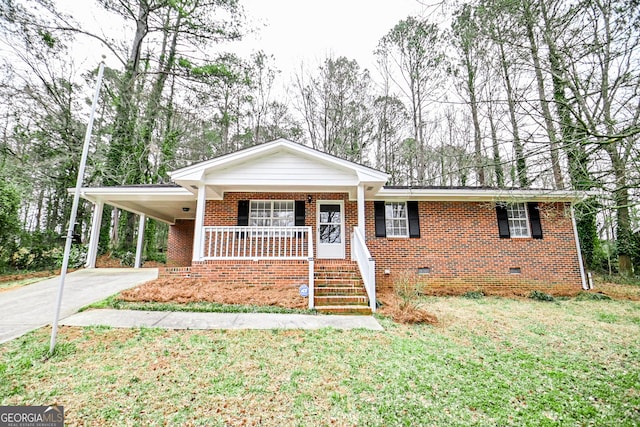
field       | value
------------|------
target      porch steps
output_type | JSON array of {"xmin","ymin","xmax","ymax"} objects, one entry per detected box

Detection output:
[{"xmin": 314, "ymin": 261, "xmax": 371, "ymax": 315}]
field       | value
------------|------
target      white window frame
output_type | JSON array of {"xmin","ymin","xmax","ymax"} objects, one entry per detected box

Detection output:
[
  {"xmin": 506, "ymin": 203, "xmax": 531, "ymax": 238},
  {"xmin": 385, "ymin": 201, "xmax": 409, "ymax": 238},
  {"xmin": 249, "ymin": 200, "xmax": 295, "ymax": 228}
]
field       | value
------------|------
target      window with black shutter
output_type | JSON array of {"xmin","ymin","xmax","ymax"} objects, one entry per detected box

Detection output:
[
  {"xmin": 374, "ymin": 201, "xmax": 420, "ymax": 238},
  {"xmin": 496, "ymin": 202, "xmax": 543, "ymax": 239}
]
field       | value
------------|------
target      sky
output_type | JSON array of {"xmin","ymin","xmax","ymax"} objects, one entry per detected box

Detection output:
[
  {"xmin": 56, "ymin": 0, "xmax": 435, "ymax": 78},
  {"xmin": 232, "ymin": 0, "xmax": 432, "ymax": 74}
]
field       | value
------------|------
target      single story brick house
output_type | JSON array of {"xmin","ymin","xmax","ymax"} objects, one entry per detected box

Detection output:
[{"xmin": 78, "ymin": 138, "xmax": 587, "ymax": 313}]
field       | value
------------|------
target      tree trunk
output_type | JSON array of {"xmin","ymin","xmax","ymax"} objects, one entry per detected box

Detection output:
[
  {"xmin": 524, "ymin": 0, "xmax": 564, "ymax": 189},
  {"xmin": 497, "ymin": 33, "xmax": 528, "ymax": 187}
]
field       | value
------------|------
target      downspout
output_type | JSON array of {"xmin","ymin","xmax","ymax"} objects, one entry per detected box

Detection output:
[{"xmin": 570, "ymin": 203, "xmax": 589, "ymax": 290}]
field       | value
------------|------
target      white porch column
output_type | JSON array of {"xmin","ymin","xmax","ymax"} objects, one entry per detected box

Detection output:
[
  {"xmin": 134, "ymin": 214, "xmax": 146, "ymax": 269},
  {"xmin": 192, "ymin": 184, "xmax": 206, "ymax": 261},
  {"xmin": 85, "ymin": 201, "xmax": 103, "ymax": 269},
  {"xmin": 357, "ymin": 183, "xmax": 366, "ymax": 235}
]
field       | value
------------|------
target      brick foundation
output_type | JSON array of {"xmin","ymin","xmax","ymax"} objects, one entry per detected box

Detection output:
[{"xmin": 190, "ymin": 259, "xmax": 309, "ymax": 287}]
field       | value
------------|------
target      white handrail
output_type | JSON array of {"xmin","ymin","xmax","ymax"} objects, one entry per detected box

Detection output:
[
  {"xmin": 308, "ymin": 232, "xmax": 315, "ymax": 310},
  {"xmin": 351, "ymin": 227, "xmax": 376, "ymax": 312}
]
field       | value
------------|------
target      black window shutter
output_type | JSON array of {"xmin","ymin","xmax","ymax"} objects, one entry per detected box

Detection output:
[
  {"xmin": 407, "ymin": 201, "xmax": 420, "ymax": 238},
  {"xmin": 374, "ymin": 201, "xmax": 386, "ymax": 237},
  {"xmin": 496, "ymin": 204, "xmax": 510, "ymax": 238},
  {"xmin": 528, "ymin": 202, "xmax": 543, "ymax": 239},
  {"xmin": 237, "ymin": 200, "xmax": 249, "ymax": 226},
  {"xmin": 295, "ymin": 200, "xmax": 306, "ymax": 226}
]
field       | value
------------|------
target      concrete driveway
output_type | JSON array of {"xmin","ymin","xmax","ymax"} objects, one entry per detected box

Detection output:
[{"xmin": 0, "ymin": 268, "xmax": 158, "ymax": 344}]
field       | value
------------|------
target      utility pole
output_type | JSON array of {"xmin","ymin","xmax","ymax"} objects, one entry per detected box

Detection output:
[{"xmin": 50, "ymin": 62, "xmax": 105, "ymax": 355}]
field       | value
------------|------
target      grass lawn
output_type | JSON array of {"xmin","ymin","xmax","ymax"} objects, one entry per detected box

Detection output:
[{"xmin": 1, "ymin": 296, "xmax": 639, "ymax": 426}]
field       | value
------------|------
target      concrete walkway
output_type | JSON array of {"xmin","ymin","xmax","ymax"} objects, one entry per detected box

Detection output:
[
  {"xmin": 0, "ymin": 268, "xmax": 159, "ymax": 344},
  {"xmin": 61, "ymin": 309, "xmax": 384, "ymax": 331},
  {"xmin": 0, "ymin": 268, "xmax": 383, "ymax": 344}
]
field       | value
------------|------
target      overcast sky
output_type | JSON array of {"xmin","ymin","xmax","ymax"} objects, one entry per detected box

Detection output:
[
  {"xmin": 234, "ymin": 0, "xmax": 431, "ymax": 74},
  {"xmin": 56, "ymin": 0, "xmax": 434, "ymax": 78}
]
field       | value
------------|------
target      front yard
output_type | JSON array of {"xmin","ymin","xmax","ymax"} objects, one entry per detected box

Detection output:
[{"xmin": 1, "ymin": 295, "xmax": 639, "ymax": 426}]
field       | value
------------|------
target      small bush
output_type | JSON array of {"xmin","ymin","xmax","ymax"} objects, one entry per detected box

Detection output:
[
  {"xmin": 144, "ymin": 252, "xmax": 166, "ymax": 264},
  {"xmin": 10, "ymin": 247, "xmax": 36, "ymax": 270},
  {"xmin": 57, "ymin": 245, "xmax": 88, "ymax": 269},
  {"xmin": 393, "ymin": 270, "xmax": 424, "ymax": 304},
  {"xmin": 119, "ymin": 251, "xmax": 136, "ymax": 267},
  {"xmin": 529, "ymin": 290, "xmax": 555, "ymax": 302},
  {"xmin": 462, "ymin": 291, "xmax": 484, "ymax": 299},
  {"xmin": 389, "ymin": 271, "xmax": 437, "ymax": 325},
  {"xmin": 575, "ymin": 292, "xmax": 611, "ymax": 301}
]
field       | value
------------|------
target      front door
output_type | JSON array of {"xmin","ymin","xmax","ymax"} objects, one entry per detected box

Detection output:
[{"xmin": 317, "ymin": 201, "xmax": 345, "ymax": 259}]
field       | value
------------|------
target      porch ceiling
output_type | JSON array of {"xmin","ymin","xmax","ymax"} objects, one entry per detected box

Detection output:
[{"xmin": 75, "ymin": 186, "xmax": 197, "ymax": 224}]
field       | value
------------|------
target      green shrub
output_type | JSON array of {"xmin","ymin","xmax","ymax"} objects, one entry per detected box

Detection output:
[
  {"xmin": 144, "ymin": 252, "xmax": 166, "ymax": 264},
  {"xmin": 10, "ymin": 247, "xmax": 36, "ymax": 270},
  {"xmin": 575, "ymin": 292, "xmax": 611, "ymax": 301},
  {"xmin": 53, "ymin": 245, "xmax": 87, "ymax": 269},
  {"xmin": 462, "ymin": 291, "xmax": 484, "ymax": 299},
  {"xmin": 119, "ymin": 251, "xmax": 136, "ymax": 267},
  {"xmin": 529, "ymin": 290, "xmax": 555, "ymax": 302}
]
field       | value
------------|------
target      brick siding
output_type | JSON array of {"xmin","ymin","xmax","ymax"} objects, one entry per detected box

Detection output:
[
  {"xmin": 164, "ymin": 194, "xmax": 583, "ymax": 294},
  {"xmin": 166, "ymin": 219, "xmax": 194, "ymax": 267},
  {"xmin": 366, "ymin": 201, "xmax": 583, "ymax": 294}
]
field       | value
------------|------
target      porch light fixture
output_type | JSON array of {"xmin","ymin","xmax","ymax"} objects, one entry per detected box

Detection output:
[
  {"xmin": 182, "ymin": 207, "xmax": 190, "ymax": 212},
  {"xmin": 307, "ymin": 195, "xmax": 313, "ymax": 204}
]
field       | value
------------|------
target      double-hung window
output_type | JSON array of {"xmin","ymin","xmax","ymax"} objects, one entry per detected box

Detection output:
[
  {"xmin": 506, "ymin": 203, "xmax": 530, "ymax": 238},
  {"xmin": 496, "ymin": 202, "xmax": 543, "ymax": 239},
  {"xmin": 249, "ymin": 201, "xmax": 294, "ymax": 227},
  {"xmin": 385, "ymin": 202, "xmax": 409, "ymax": 237},
  {"xmin": 374, "ymin": 201, "xmax": 420, "ymax": 238}
]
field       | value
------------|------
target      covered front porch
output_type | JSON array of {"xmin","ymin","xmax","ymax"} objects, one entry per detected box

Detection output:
[
  {"xmin": 79, "ymin": 190, "xmax": 377, "ymax": 313},
  {"xmin": 77, "ymin": 139, "xmax": 389, "ymax": 313}
]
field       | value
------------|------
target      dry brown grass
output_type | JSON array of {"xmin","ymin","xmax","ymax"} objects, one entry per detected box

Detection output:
[
  {"xmin": 119, "ymin": 277, "xmax": 308, "ymax": 309},
  {"xmin": 376, "ymin": 287, "xmax": 438, "ymax": 325}
]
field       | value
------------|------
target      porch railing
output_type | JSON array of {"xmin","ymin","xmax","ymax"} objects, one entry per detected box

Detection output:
[
  {"xmin": 202, "ymin": 226, "xmax": 312, "ymax": 259},
  {"xmin": 351, "ymin": 226, "xmax": 376, "ymax": 312}
]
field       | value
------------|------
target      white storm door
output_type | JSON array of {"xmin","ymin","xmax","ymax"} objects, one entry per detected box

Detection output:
[{"xmin": 317, "ymin": 201, "xmax": 345, "ymax": 259}]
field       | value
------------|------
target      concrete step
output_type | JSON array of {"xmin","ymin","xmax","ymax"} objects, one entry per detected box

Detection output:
[
  {"xmin": 314, "ymin": 286, "xmax": 367, "ymax": 296},
  {"xmin": 314, "ymin": 295, "xmax": 369, "ymax": 305},
  {"xmin": 315, "ymin": 305, "xmax": 373, "ymax": 315},
  {"xmin": 315, "ymin": 278, "xmax": 364, "ymax": 287}
]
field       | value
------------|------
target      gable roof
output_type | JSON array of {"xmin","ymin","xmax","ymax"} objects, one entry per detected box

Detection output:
[
  {"xmin": 168, "ymin": 138, "xmax": 389, "ymax": 199},
  {"xmin": 74, "ymin": 139, "xmax": 588, "ymax": 224}
]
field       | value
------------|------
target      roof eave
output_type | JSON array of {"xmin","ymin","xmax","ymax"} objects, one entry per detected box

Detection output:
[{"xmin": 375, "ymin": 188, "xmax": 591, "ymax": 202}]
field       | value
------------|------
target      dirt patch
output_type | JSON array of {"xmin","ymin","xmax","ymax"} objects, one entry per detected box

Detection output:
[
  {"xmin": 95, "ymin": 253, "xmax": 165, "ymax": 268},
  {"xmin": 119, "ymin": 277, "xmax": 307, "ymax": 309},
  {"xmin": 0, "ymin": 270, "xmax": 59, "ymax": 284}
]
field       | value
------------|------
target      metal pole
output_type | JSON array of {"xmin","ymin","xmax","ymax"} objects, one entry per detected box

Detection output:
[{"xmin": 50, "ymin": 62, "xmax": 105, "ymax": 355}]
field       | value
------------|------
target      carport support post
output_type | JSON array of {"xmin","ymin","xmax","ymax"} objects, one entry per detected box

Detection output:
[
  {"xmin": 85, "ymin": 201, "xmax": 103, "ymax": 269},
  {"xmin": 134, "ymin": 214, "xmax": 146, "ymax": 269}
]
